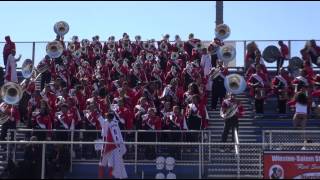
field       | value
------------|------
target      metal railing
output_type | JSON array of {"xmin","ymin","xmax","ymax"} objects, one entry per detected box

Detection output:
[
  {"xmin": 6, "ymin": 128, "xmax": 211, "ymax": 177},
  {"xmin": 1, "ymin": 39, "xmax": 319, "ymax": 68},
  {"xmin": 3, "ymin": 139, "xmax": 320, "ymax": 179}
]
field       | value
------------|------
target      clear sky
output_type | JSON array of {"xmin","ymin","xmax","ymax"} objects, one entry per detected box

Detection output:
[{"xmin": 0, "ymin": 1, "xmax": 319, "ymax": 67}]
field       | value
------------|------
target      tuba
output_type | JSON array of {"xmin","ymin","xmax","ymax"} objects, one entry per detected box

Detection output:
[
  {"xmin": 262, "ymin": 45, "xmax": 281, "ymax": 63},
  {"xmin": 176, "ymin": 41, "xmax": 184, "ymax": 51},
  {"xmin": 217, "ymin": 44, "xmax": 236, "ymax": 64},
  {"xmin": 146, "ymin": 53, "xmax": 154, "ymax": 61},
  {"xmin": 224, "ymin": 74, "xmax": 247, "ymax": 95},
  {"xmin": 142, "ymin": 41, "xmax": 150, "ymax": 50},
  {"xmin": 171, "ymin": 52, "xmax": 179, "ymax": 60},
  {"xmin": 1, "ymin": 82, "xmax": 23, "ymax": 105},
  {"xmin": 81, "ymin": 39, "xmax": 90, "ymax": 47},
  {"xmin": 135, "ymin": 35, "xmax": 141, "ymax": 42},
  {"xmin": 67, "ymin": 42, "xmax": 76, "ymax": 52},
  {"xmin": 215, "ymin": 24, "xmax": 231, "ymax": 40},
  {"xmin": 73, "ymin": 50, "xmax": 82, "ymax": 59},
  {"xmin": 21, "ymin": 59, "xmax": 34, "ymax": 79},
  {"xmin": 220, "ymin": 74, "xmax": 246, "ymax": 119},
  {"xmin": 46, "ymin": 40, "xmax": 64, "ymax": 58},
  {"xmin": 54, "ymin": 21, "xmax": 69, "ymax": 37},
  {"xmin": 288, "ymin": 56, "xmax": 303, "ymax": 77},
  {"xmin": 159, "ymin": 42, "xmax": 168, "ymax": 52},
  {"xmin": 94, "ymin": 46, "xmax": 101, "ymax": 55},
  {"xmin": 108, "ymin": 42, "xmax": 116, "ymax": 50}
]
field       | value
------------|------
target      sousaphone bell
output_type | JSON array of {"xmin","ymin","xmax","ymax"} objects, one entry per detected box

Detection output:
[
  {"xmin": 46, "ymin": 40, "xmax": 64, "ymax": 58},
  {"xmin": 54, "ymin": 21, "xmax": 69, "ymax": 37},
  {"xmin": 215, "ymin": 24, "xmax": 231, "ymax": 40},
  {"xmin": 21, "ymin": 59, "xmax": 34, "ymax": 79},
  {"xmin": 217, "ymin": 44, "xmax": 236, "ymax": 64},
  {"xmin": 0, "ymin": 82, "xmax": 23, "ymax": 105}
]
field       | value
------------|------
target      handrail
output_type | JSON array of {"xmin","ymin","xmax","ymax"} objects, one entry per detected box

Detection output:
[
  {"xmin": 9, "ymin": 128, "xmax": 211, "ymax": 133},
  {"xmin": 234, "ymin": 128, "xmax": 240, "ymax": 155},
  {"xmin": 0, "ymin": 39, "xmax": 319, "ymax": 43}
]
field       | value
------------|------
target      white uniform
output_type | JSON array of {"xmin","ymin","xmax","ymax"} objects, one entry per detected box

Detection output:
[
  {"xmin": 5, "ymin": 54, "xmax": 19, "ymax": 83},
  {"xmin": 200, "ymin": 54, "xmax": 212, "ymax": 91},
  {"xmin": 98, "ymin": 116, "xmax": 128, "ymax": 179}
]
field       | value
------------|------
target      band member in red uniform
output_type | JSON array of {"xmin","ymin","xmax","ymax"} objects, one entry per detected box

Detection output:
[
  {"xmin": 3, "ymin": 36, "xmax": 16, "ymax": 68},
  {"xmin": 292, "ymin": 69, "xmax": 313, "ymax": 94},
  {"xmin": 141, "ymin": 108, "xmax": 162, "ymax": 160},
  {"xmin": 161, "ymin": 78, "xmax": 184, "ymax": 106},
  {"xmin": 134, "ymin": 97, "xmax": 152, "ymax": 130},
  {"xmin": 277, "ymin": 41, "xmax": 289, "ymax": 73},
  {"xmin": 209, "ymin": 60, "xmax": 229, "ymax": 110},
  {"xmin": 54, "ymin": 104, "xmax": 75, "ymax": 141},
  {"xmin": 112, "ymin": 98, "xmax": 134, "ymax": 131},
  {"xmin": 31, "ymin": 100, "xmax": 52, "ymax": 141},
  {"xmin": 272, "ymin": 68, "xmax": 291, "ymax": 114},
  {"xmin": 220, "ymin": 93, "xmax": 244, "ymax": 152},
  {"xmin": 245, "ymin": 51, "xmax": 267, "ymax": 80},
  {"xmin": 19, "ymin": 78, "xmax": 36, "ymax": 124},
  {"xmin": 40, "ymin": 84, "xmax": 57, "ymax": 120},
  {"xmin": 98, "ymin": 112, "xmax": 127, "ymax": 179},
  {"xmin": 247, "ymin": 65, "xmax": 268, "ymax": 117},
  {"xmin": 0, "ymin": 102, "xmax": 20, "ymax": 141}
]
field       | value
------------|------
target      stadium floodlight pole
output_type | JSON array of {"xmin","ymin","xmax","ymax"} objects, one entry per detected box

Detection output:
[{"xmin": 216, "ymin": 1, "xmax": 224, "ymax": 26}]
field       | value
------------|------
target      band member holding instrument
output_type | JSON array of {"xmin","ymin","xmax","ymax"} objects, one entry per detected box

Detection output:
[
  {"xmin": 277, "ymin": 41, "xmax": 289, "ymax": 73},
  {"xmin": 200, "ymin": 48, "xmax": 212, "ymax": 91},
  {"xmin": 209, "ymin": 60, "xmax": 229, "ymax": 110},
  {"xmin": 98, "ymin": 112, "xmax": 127, "ymax": 179},
  {"xmin": 31, "ymin": 100, "xmax": 52, "ymax": 141},
  {"xmin": 272, "ymin": 68, "xmax": 291, "ymax": 114},
  {"xmin": 0, "ymin": 102, "xmax": 20, "ymax": 141},
  {"xmin": 245, "ymin": 50, "xmax": 267, "ymax": 80},
  {"xmin": 207, "ymin": 38, "xmax": 224, "ymax": 68},
  {"xmin": 220, "ymin": 93, "xmax": 244, "ymax": 146},
  {"xmin": 247, "ymin": 65, "xmax": 268, "ymax": 117}
]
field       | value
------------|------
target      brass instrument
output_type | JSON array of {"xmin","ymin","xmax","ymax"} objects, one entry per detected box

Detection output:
[
  {"xmin": 176, "ymin": 41, "xmax": 184, "ymax": 51},
  {"xmin": 81, "ymin": 39, "xmax": 90, "ymax": 47},
  {"xmin": 215, "ymin": 24, "xmax": 231, "ymax": 40},
  {"xmin": 54, "ymin": 21, "xmax": 69, "ymax": 37},
  {"xmin": 46, "ymin": 40, "xmax": 64, "ymax": 58},
  {"xmin": 94, "ymin": 46, "xmax": 101, "ymax": 55},
  {"xmin": 135, "ymin": 35, "xmax": 141, "ymax": 42},
  {"xmin": 108, "ymin": 42, "xmax": 116, "ymax": 50},
  {"xmin": 159, "ymin": 42, "xmax": 168, "ymax": 52},
  {"xmin": 73, "ymin": 50, "xmax": 82, "ymax": 59},
  {"xmin": 67, "ymin": 42, "xmax": 76, "ymax": 52},
  {"xmin": 262, "ymin": 45, "xmax": 281, "ymax": 63},
  {"xmin": 171, "ymin": 52, "xmax": 179, "ymax": 60},
  {"xmin": 21, "ymin": 59, "xmax": 34, "ymax": 79},
  {"xmin": 220, "ymin": 103, "xmax": 238, "ymax": 119},
  {"xmin": 0, "ymin": 82, "xmax": 23, "ymax": 105},
  {"xmin": 146, "ymin": 53, "xmax": 153, "ymax": 61},
  {"xmin": 224, "ymin": 74, "xmax": 247, "ymax": 95},
  {"xmin": 142, "ymin": 41, "xmax": 150, "ymax": 50},
  {"xmin": 217, "ymin": 44, "xmax": 236, "ymax": 64}
]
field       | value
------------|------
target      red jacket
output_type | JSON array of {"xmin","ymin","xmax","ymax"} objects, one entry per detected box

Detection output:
[{"xmin": 117, "ymin": 107, "xmax": 134, "ymax": 130}]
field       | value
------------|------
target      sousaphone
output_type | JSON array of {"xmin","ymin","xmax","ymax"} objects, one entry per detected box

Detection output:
[
  {"xmin": 21, "ymin": 59, "xmax": 34, "ymax": 79},
  {"xmin": 262, "ymin": 45, "xmax": 281, "ymax": 63},
  {"xmin": 217, "ymin": 44, "xmax": 236, "ymax": 64},
  {"xmin": 0, "ymin": 82, "xmax": 23, "ymax": 105},
  {"xmin": 46, "ymin": 40, "xmax": 64, "ymax": 58},
  {"xmin": 215, "ymin": 24, "xmax": 231, "ymax": 40},
  {"xmin": 54, "ymin": 21, "xmax": 69, "ymax": 37},
  {"xmin": 220, "ymin": 74, "xmax": 246, "ymax": 119}
]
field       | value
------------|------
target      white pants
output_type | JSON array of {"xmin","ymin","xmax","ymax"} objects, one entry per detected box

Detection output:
[{"xmin": 99, "ymin": 145, "xmax": 128, "ymax": 179}]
